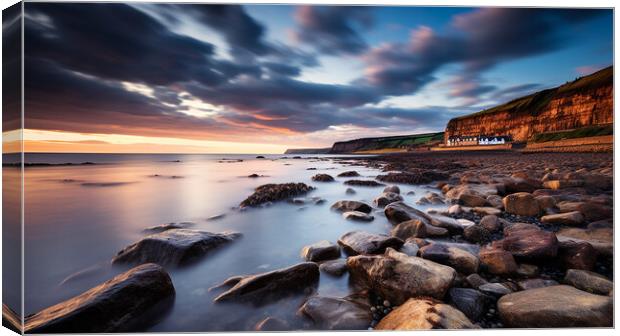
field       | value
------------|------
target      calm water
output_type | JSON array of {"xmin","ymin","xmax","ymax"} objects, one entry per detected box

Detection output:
[{"xmin": 20, "ymin": 153, "xmax": 443, "ymax": 331}]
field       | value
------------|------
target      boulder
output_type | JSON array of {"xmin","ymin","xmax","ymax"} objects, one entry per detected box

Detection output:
[
  {"xmin": 498, "ymin": 285, "xmax": 612, "ymax": 327},
  {"xmin": 419, "ymin": 244, "xmax": 479, "ymax": 274},
  {"xmin": 465, "ymin": 273, "xmax": 488, "ymax": 289},
  {"xmin": 504, "ymin": 177, "xmax": 541, "ymax": 193},
  {"xmin": 384, "ymin": 201, "xmax": 432, "ymax": 225},
  {"xmin": 301, "ymin": 240, "xmax": 340, "ymax": 262},
  {"xmin": 347, "ymin": 248, "xmax": 456, "ymax": 304},
  {"xmin": 486, "ymin": 195, "xmax": 503, "ymax": 209},
  {"xmin": 463, "ymin": 225, "xmax": 491, "ymax": 244},
  {"xmin": 429, "ymin": 215, "xmax": 464, "ymax": 234},
  {"xmin": 331, "ymin": 200, "xmax": 372, "ymax": 214},
  {"xmin": 448, "ymin": 288, "xmax": 490, "ymax": 321},
  {"xmin": 541, "ymin": 211, "xmax": 584, "ymax": 226},
  {"xmin": 472, "ymin": 207, "xmax": 501, "ymax": 216},
  {"xmin": 558, "ymin": 240, "xmax": 597, "ymax": 271},
  {"xmin": 383, "ymin": 185, "xmax": 400, "ymax": 194},
  {"xmin": 424, "ymin": 224, "xmax": 449, "ymax": 237},
  {"xmin": 479, "ymin": 215, "xmax": 501, "ymax": 232},
  {"xmin": 311, "ymin": 174, "xmax": 334, "ymax": 182},
  {"xmin": 459, "ymin": 194, "xmax": 487, "ymax": 207},
  {"xmin": 345, "ymin": 188, "xmax": 356, "ymax": 195},
  {"xmin": 25, "ymin": 264, "xmax": 175, "ymax": 333},
  {"xmin": 576, "ymin": 202, "xmax": 612, "ymax": 222},
  {"xmin": 556, "ymin": 227, "xmax": 612, "ymax": 256},
  {"xmin": 479, "ymin": 245, "xmax": 518, "ymax": 275},
  {"xmin": 445, "ymin": 184, "xmax": 498, "ymax": 200},
  {"xmin": 375, "ymin": 298, "xmax": 476, "ymax": 330},
  {"xmin": 338, "ymin": 231, "xmax": 404, "ymax": 255},
  {"xmin": 502, "ymin": 193, "xmax": 540, "ymax": 217},
  {"xmin": 563, "ymin": 269, "xmax": 612, "ymax": 295},
  {"xmin": 319, "ymin": 259, "xmax": 347, "ymax": 277},
  {"xmin": 213, "ymin": 262, "xmax": 319, "ymax": 305},
  {"xmin": 535, "ymin": 195, "xmax": 556, "ymax": 210},
  {"xmin": 502, "ymin": 224, "xmax": 558, "ymax": 259},
  {"xmin": 399, "ymin": 241, "xmax": 420, "ymax": 257},
  {"xmin": 391, "ymin": 219, "xmax": 427, "ymax": 240},
  {"xmin": 112, "ymin": 229, "xmax": 241, "ymax": 267},
  {"xmin": 338, "ymin": 171, "xmax": 360, "ymax": 177},
  {"xmin": 342, "ymin": 211, "xmax": 374, "ymax": 222},
  {"xmin": 373, "ymin": 192, "xmax": 403, "ymax": 208},
  {"xmin": 299, "ymin": 296, "xmax": 372, "ymax": 330},
  {"xmin": 479, "ymin": 282, "xmax": 512, "ymax": 297},
  {"xmin": 240, "ymin": 183, "xmax": 315, "ymax": 207}
]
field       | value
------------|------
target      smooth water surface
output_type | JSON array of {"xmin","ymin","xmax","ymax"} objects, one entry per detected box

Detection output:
[{"xmin": 24, "ymin": 153, "xmax": 443, "ymax": 331}]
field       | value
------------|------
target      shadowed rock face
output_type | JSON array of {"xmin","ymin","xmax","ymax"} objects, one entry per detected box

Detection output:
[
  {"xmin": 25, "ymin": 264, "xmax": 175, "ymax": 333},
  {"xmin": 498, "ymin": 285, "xmax": 612, "ymax": 328},
  {"xmin": 213, "ymin": 262, "xmax": 319, "ymax": 305},
  {"xmin": 384, "ymin": 201, "xmax": 432, "ymax": 225},
  {"xmin": 376, "ymin": 298, "xmax": 476, "ymax": 330},
  {"xmin": 347, "ymin": 248, "xmax": 456, "ymax": 304},
  {"xmin": 299, "ymin": 296, "xmax": 372, "ymax": 330},
  {"xmin": 112, "ymin": 229, "xmax": 241, "ymax": 267}
]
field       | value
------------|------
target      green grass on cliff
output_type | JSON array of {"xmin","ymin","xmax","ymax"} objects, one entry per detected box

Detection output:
[
  {"xmin": 531, "ymin": 124, "xmax": 613, "ymax": 143},
  {"xmin": 333, "ymin": 132, "xmax": 444, "ymax": 152},
  {"xmin": 452, "ymin": 66, "xmax": 613, "ymax": 121}
]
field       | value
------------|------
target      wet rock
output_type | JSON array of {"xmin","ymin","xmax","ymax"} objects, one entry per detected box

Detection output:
[
  {"xmin": 429, "ymin": 215, "xmax": 464, "ymax": 234},
  {"xmin": 112, "ymin": 229, "xmax": 241, "ymax": 267},
  {"xmin": 373, "ymin": 192, "xmax": 403, "ymax": 208},
  {"xmin": 417, "ymin": 192, "xmax": 444, "ymax": 205},
  {"xmin": 345, "ymin": 188, "xmax": 356, "ymax": 195},
  {"xmin": 445, "ymin": 184, "xmax": 498, "ymax": 201},
  {"xmin": 502, "ymin": 223, "xmax": 558, "ymax": 259},
  {"xmin": 384, "ymin": 201, "xmax": 432, "ymax": 225},
  {"xmin": 479, "ymin": 215, "xmax": 501, "ymax": 233},
  {"xmin": 319, "ymin": 259, "xmax": 348, "ymax": 277},
  {"xmin": 459, "ymin": 194, "xmax": 487, "ymax": 207},
  {"xmin": 240, "ymin": 183, "xmax": 315, "ymax": 207},
  {"xmin": 556, "ymin": 228, "xmax": 612, "ymax": 256},
  {"xmin": 347, "ymin": 248, "xmax": 456, "ymax": 304},
  {"xmin": 424, "ymin": 224, "xmax": 449, "ymax": 237},
  {"xmin": 498, "ymin": 285, "xmax": 612, "ymax": 327},
  {"xmin": 25, "ymin": 264, "xmax": 175, "ymax": 333},
  {"xmin": 331, "ymin": 200, "xmax": 372, "ymax": 214},
  {"xmin": 344, "ymin": 180, "xmax": 385, "ymax": 187},
  {"xmin": 535, "ymin": 195, "xmax": 557, "ymax": 210},
  {"xmin": 343, "ymin": 211, "xmax": 375, "ymax": 222},
  {"xmin": 213, "ymin": 262, "xmax": 319, "ymax": 305},
  {"xmin": 338, "ymin": 231, "xmax": 403, "ymax": 255},
  {"xmin": 486, "ymin": 195, "xmax": 503, "ymax": 208},
  {"xmin": 254, "ymin": 317, "xmax": 290, "ymax": 331},
  {"xmin": 391, "ymin": 219, "xmax": 427, "ymax": 240},
  {"xmin": 448, "ymin": 288, "xmax": 490, "ymax": 321},
  {"xmin": 375, "ymin": 298, "xmax": 476, "ymax": 330},
  {"xmin": 541, "ymin": 211, "xmax": 584, "ymax": 226},
  {"xmin": 502, "ymin": 192, "xmax": 540, "ymax": 217},
  {"xmin": 478, "ymin": 283, "xmax": 512, "ymax": 297},
  {"xmin": 517, "ymin": 278, "xmax": 558, "ymax": 290},
  {"xmin": 376, "ymin": 171, "xmax": 449, "ymax": 185},
  {"xmin": 479, "ymin": 245, "xmax": 518, "ymax": 275},
  {"xmin": 576, "ymin": 202, "xmax": 612, "ymax": 222},
  {"xmin": 472, "ymin": 207, "xmax": 501, "ymax": 216},
  {"xmin": 419, "ymin": 243, "xmax": 479, "ymax": 274},
  {"xmin": 465, "ymin": 273, "xmax": 489, "ymax": 289},
  {"xmin": 383, "ymin": 185, "xmax": 400, "ymax": 194},
  {"xmin": 301, "ymin": 240, "xmax": 341, "ymax": 262},
  {"xmin": 558, "ymin": 240, "xmax": 597, "ymax": 271},
  {"xmin": 338, "ymin": 171, "xmax": 360, "ymax": 177},
  {"xmin": 312, "ymin": 174, "xmax": 335, "ymax": 182},
  {"xmin": 463, "ymin": 225, "xmax": 491, "ymax": 244},
  {"xmin": 299, "ymin": 296, "xmax": 372, "ymax": 330},
  {"xmin": 563, "ymin": 269, "xmax": 612, "ymax": 295},
  {"xmin": 143, "ymin": 222, "xmax": 194, "ymax": 233}
]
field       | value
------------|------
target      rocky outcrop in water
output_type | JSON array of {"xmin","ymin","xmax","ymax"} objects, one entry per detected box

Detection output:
[{"xmin": 240, "ymin": 183, "xmax": 315, "ymax": 207}]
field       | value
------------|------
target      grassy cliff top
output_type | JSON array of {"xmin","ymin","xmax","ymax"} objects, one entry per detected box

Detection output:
[{"xmin": 451, "ymin": 66, "xmax": 613, "ymax": 122}]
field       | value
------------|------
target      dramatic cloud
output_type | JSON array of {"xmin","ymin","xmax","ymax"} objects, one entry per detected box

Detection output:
[
  {"xmin": 293, "ymin": 6, "xmax": 373, "ymax": 55},
  {"xmin": 362, "ymin": 8, "xmax": 606, "ymax": 97}
]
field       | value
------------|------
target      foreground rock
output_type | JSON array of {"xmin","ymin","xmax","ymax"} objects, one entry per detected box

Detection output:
[
  {"xmin": 338, "ymin": 231, "xmax": 403, "ymax": 255},
  {"xmin": 25, "ymin": 264, "xmax": 175, "ymax": 333},
  {"xmin": 299, "ymin": 296, "xmax": 372, "ymax": 330},
  {"xmin": 448, "ymin": 288, "xmax": 490, "ymax": 321},
  {"xmin": 112, "ymin": 229, "xmax": 241, "ymax": 266},
  {"xmin": 558, "ymin": 240, "xmax": 597, "ymax": 270},
  {"xmin": 373, "ymin": 192, "xmax": 403, "ymax": 208},
  {"xmin": 347, "ymin": 248, "xmax": 456, "ymax": 304},
  {"xmin": 240, "ymin": 183, "xmax": 315, "ymax": 207},
  {"xmin": 331, "ymin": 200, "xmax": 372, "ymax": 214},
  {"xmin": 502, "ymin": 223, "xmax": 558, "ymax": 259},
  {"xmin": 563, "ymin": 269, "xmax": 613, "ymax": 295},
  {"xmin": 213, "ymin": 262, "xmax": 319, "ymax": 305},
  {"xmin": 479, "ymin": 243, "xmax": 518, "ymax": 275},
  {"xmin": 301, "ymin": 240, "xmax": 340, "ymax": 262},
  {"xmin": 498, "ymin": 285, "xmax": 612, "ymax": 327},
  {"xmin": 376, "ymin": 298, "xmax": 476, "ymax": 330},
  {"xmin": 502, "ymin": 192, "xmax": 540, "ymax": 216},
  {"xmin": 384, "ymin": 201, "xmax": 432, "ymax": 225},
  {"xmin": 391, "ymin": 219, "xmax": 427, "ymax": 240}
]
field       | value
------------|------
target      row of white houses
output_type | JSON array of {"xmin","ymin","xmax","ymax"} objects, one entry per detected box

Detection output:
[{"xmin": 446, "ymin": 135, "xmax": 512, "ymax": 147}]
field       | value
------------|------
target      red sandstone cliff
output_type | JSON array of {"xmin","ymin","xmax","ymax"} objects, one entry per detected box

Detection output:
[{"xmin": 444, "ymin": 66, "xmax": 613, "ymax": 143}]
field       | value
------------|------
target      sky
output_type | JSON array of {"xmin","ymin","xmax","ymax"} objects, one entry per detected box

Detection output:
[{"xmin": 18, "ymin": 3, "xmax": 613, "ymax": 153}]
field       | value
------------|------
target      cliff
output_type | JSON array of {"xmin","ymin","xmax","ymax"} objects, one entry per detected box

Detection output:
[
  {"xmin": 284, "ymin": 148, "xmax": 331, "ymax": 154},
  {"xmin": 444, "ymin": 66, "xmax": 613, "ymax": 143},
  {"xmin": 330, "ymin": 132, "xmax": 444, "ymax": 153}
]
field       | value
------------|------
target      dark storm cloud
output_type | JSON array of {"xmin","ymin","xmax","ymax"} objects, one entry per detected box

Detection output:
[
  {"xmin": 293, "ymin": 6, "xmax": 373, "ymax": 55},
  {"xmin": 489, "ymin": 83, "xmax": 543, "ymax": 103},
  {"xmin": 25, "ymin": 3, "xmax": 261, "ymax": 87},
  {"xmin": 363, "ymin": 8, "xmax": 606, "ymax": 96}
]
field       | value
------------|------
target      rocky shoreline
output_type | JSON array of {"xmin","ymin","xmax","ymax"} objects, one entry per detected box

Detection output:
[{"xmin": 23, "ymin": 151, "xmax": 613, "ymax": 331}]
